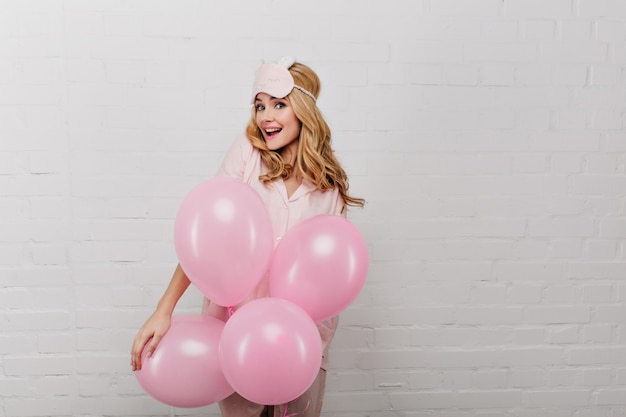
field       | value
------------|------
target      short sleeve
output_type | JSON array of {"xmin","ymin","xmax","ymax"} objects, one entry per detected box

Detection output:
[{"xmin": 216, "ymin": 134, "xmax": 254, "ymax": 180}]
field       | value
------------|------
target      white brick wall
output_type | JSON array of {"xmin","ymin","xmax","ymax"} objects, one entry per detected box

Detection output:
[{"xmin": 1, "ymin": 0, "xmax": 625, "ymax": 416}]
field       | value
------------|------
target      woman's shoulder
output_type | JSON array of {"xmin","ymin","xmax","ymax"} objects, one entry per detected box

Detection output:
[
  {"xmin": 224, "ymin": 133, "xmax": 259, "ymax": 161},
  {"xmin": 218, "ymin": 134, "xmax": 254, "ymax": 179},
  {"xmin": 218, "ymin": 133, "xmax": 259, "ymax": 180},
  {"xmin": 231, "ymin": 132, "xmax": 254, "ymax": 150}
]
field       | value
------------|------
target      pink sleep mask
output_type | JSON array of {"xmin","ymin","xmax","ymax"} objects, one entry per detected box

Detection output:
[
  {"xmin": 251, "ymin": 57, "xmax": 316, "ymax": 104},
  {"xmin": 251, "ymin": 63, "xmax": 295, "ymax": 103}
]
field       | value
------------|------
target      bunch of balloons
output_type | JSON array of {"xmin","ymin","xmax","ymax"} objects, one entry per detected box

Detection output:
[{"xmin": 135, "ymin": 177, "xmax": 368, "ymax": 407}]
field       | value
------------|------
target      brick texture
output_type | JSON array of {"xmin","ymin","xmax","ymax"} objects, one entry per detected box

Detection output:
[{"xmin": 1, "ymin": 0, "xmax": 625, "ymax": 416}]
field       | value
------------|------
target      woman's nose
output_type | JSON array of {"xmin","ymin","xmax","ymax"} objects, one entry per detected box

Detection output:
[{"xmin": 262, "ymin": 108, "xmax": 275, "ymax": 121}]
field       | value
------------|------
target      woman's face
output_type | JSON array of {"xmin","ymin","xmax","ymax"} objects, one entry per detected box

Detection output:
[{"xmin": 254, "ymin": 93, "xmax": 301, "ymax": 153}]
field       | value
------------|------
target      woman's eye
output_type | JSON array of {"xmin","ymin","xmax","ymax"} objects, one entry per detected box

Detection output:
[
  {"xmin": 255, "ymin": 104, "xmax": 265, "ymax": 111},
  {"xmin": 275, "ymin": 102, "xmax": 286, "ymax": 109}
]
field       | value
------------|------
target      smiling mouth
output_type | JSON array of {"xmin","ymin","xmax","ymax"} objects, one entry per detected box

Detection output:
[{"xmin": 265, "ymin": 128, "xmax": 282, "ymax": 138}]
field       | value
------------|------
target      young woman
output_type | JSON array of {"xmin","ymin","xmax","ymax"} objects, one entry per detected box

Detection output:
[{"xmin": 131, "ymin": 56, "xmax": 364, "ymax": 417}]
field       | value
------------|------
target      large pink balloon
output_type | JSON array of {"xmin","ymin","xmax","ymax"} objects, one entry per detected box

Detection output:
[
  {"xmin": 269, "ymin": 215, "xmax": 368, "ymax": 322},
  {"xmin": 174, "ymin": 177, "xmax": 273, "ymax": 307},
  {"xmin": 219, "ymin": 298, "xmax": 322, "ymax": 405},
  {"xmin": 135, "ymin": 315, "xmax": 234, "ymax": 408}
]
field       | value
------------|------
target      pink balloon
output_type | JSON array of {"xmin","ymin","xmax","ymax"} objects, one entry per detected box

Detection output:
[
  {"xmin": 219, "ymin": 298, "xmax": 322, "ymax": 405},
  {"xmin": 269, "ymin": 215, "xmax": 368, "ymax": 322},
  {"xmin": 174, "ymin": 177, "xmax": 274, "ymax": 306},
  {"xmin": 135, "ymin": 315, "xmax": 234, "ymax": 408}
]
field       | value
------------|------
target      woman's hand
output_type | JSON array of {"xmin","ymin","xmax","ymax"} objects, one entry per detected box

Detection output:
[
  {"xmin": 131, "ymin": 264, "xmax": 192, "ymax": 371},
  {"xmin": 131, "ymin": 311, "xmax": 172, "ymax": 371}
]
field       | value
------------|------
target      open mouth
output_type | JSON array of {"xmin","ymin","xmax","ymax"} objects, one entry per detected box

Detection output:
[{"xmin": 265, "ymin": 128, "xmax": 282, "ymax": 138}]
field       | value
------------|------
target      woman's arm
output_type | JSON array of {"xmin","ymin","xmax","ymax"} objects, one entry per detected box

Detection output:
[{"xmin": 130, "ymin": 263, "xmax": 190, "ymax": 371}]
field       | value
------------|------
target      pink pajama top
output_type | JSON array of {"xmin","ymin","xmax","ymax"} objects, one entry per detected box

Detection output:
[{"xmin": 202, "ymin": 134, "xmax": 344, "ymax": 370}]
